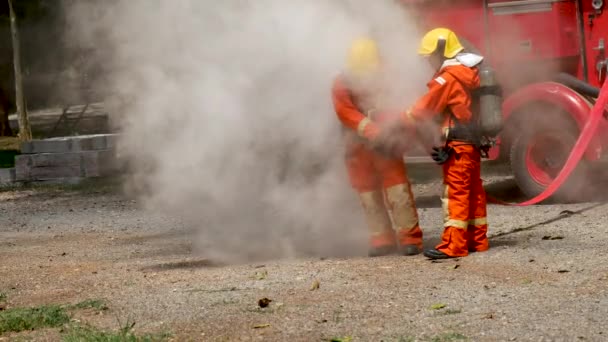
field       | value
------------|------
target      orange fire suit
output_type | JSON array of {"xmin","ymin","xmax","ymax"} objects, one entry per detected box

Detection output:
[
  {"xmin": 403, "ymin": 60, "xmax": 489, "ymax": 257},
  {"xmin": 332, "ymin": 75, "xmax": 423, "ymax": 251}
]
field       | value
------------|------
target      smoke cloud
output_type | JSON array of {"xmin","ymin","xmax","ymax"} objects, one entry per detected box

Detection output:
[{"xmin": 63, "ymin": 0, "xmax": 433, "ymax": 263}]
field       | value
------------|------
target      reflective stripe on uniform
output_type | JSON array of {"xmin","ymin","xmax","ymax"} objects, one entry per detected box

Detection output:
[
  {"xmin": 357, "ymin": 117, "xmax": 372, "ymax": 137},
  {"xmin": 444, "ymin": 219, "xmax": 469, "ymax": 229},
  {"xmin": 442, "ymin": 183, "xmax": 487, "ymax": 229},
  {"xmin": 442, "ymin": 127, "xmax": 450, "ymax": 139},
  {"xmin": 441, "ymin": 184, "xmax": 450, "ymax": 224},
  {"xmin": 434, "ymin": 76, "xmax": 447, "ymax": 85},
  {"xmin": 469, "ymin": 217, "xmax": 487, "ymax": 226}
]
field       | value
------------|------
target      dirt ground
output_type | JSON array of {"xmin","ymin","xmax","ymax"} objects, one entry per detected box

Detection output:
[{"xmin": 1, "ymin": 166, "xmax": 608, "ymax": 342}]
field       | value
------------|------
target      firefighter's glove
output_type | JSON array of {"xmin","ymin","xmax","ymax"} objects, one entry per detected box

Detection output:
[{"xmin": 431, "ymin": 146, "xmax": 452, "ymax": 165}]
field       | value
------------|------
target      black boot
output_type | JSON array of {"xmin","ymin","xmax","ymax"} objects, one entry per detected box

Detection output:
[
  {"xmin": 398, "ymin": 244, "xmax": 421, "ymax": 256},
  {"xmin": 423, "ymin": 248, "xmax": 454, "ymax": 260}
]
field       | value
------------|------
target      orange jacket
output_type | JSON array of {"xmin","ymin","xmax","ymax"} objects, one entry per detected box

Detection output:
[
  {"xmin": 332, "ymin": 75, "xmax": 393, "ymax": 141},
  {"xmin": 403, "ymin": 63, "xmax": 480, "ymax": 131}
]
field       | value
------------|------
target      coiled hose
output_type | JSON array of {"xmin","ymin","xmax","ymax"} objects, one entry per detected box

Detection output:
[
  {"xmin": 456, "ymin": 37, "xmax": 605, "ymax": 205},
  {"xmin": 491, "ymin": 76, "xmax": 608, "ymax": 206}
]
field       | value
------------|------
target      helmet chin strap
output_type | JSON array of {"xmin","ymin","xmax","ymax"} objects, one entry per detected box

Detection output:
[{"xmin": 436, "ymin": 38, "xmax": 446, "ymax": 58}]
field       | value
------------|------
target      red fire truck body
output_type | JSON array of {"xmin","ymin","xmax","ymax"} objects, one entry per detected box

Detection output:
[{"xmin": 400, "ymin": 0, "xmax": 608, "ymax": 200}]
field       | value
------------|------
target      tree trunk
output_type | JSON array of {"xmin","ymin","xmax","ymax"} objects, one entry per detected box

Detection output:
[
  {"xmin": 8, "ymin": 0, "xmax": 31, "ymax": 141},
  {"xmin": 0, "ymin": 86, "xmax": 12, "ymax": 136}
]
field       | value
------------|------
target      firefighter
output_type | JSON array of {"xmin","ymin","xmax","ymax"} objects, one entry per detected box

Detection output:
[
  {"xmin": 401, "ymin": 28, "xmax": 489, "ymax": 259},
  {"xmin": 331, "ymin": 37, "xmax": 424, "ymax": 257}
]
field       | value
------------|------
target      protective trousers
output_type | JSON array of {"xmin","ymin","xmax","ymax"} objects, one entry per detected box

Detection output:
[
  {"xmin": 436, "ymin": 143, "xmax": 489, "ymax": 257},
  {"xmin": 345, "ymin": 142, "xmax": 423, "ymax": 249}
]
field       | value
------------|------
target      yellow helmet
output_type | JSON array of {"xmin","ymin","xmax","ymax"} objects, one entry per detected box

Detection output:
[
  {"xmin": 417, "ymin": 28, "xmax": 464, "ymax": 58},
  {"xmin": 346, "ymin": 37, "xmax": 381, "ymax": 77}
]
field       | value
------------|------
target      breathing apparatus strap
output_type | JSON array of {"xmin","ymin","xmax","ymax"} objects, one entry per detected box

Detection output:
[
  {"xmin": 431, "ymin": 113, "xmax": 478, "ymax": 165},
  {"xmin": 472, "ymin": 84, "xmax": 503, "ymax": 97}
]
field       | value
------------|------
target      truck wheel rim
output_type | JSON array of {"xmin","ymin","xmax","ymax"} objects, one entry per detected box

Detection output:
[{"xmin": 525, "ymin": 134, "xmax": 568, "ymax": 187}]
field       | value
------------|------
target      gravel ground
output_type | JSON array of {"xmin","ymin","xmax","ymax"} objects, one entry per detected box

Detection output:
[{"xmin": 1, "ymin": 166, "xmax": 608, "ymax": 342}]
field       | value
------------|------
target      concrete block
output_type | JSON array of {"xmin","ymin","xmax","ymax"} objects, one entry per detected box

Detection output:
[
  {"xmin": 33, "ymin": 177, "xmax": 86, "ymax": 186},
  {"xmin": 30, "ymin": 165, "xmax": 82, "ymax": 180},
  {"xmin": 14, "ymin": 155, "xmax": 32, "ymax": 181},
  {"xmin": 82, "ymin": 150, "xmax": 117, "ymax": 177},
  {"xmin": 19, "ymin": 134, "xmax": 121, "ymax": 154},
  {"xmin": 89, "ymin": 134, "xmax": 116, "ymax": 150},
  {"xmin": 106, "ymin": 134, "xmax": 118, "ymax": 149},
  {"xmin": 30, "ymin": 153, "xmax": 82, "ymax": 168},
  {"xmin": 21, "ymin": 139, "xmax": 72, "ymax": 154},
  {"xmin": 0, "ymin": 168, "xmax": 15, "ymax": 184},
  {"xmin": 19, "ymin": 150, "xmax": 117, "ymax": 180}
]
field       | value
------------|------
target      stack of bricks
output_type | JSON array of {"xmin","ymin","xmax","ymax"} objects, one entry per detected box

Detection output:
[{"xmin": 11, "ymin": 134, "xmax": 120, "ymax": 184}]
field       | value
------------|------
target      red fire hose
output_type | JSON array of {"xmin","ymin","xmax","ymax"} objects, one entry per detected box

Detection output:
[{"xmin": 488, "ymin": 79, "xmax": 608, "ymax": 206}]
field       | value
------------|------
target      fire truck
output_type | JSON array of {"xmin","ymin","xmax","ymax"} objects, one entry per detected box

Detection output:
[{"xmin": 399, "ymin": 0, "xmax": 608, "ymax": 202}]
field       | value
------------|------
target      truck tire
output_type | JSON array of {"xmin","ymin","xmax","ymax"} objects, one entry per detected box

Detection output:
[{"xmin": 509, "ymin": 108, "xmax": 590, "ymax": 203}]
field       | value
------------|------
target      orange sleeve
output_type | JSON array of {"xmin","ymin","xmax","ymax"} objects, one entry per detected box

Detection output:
[
  {"xmin": 332, "ymin": 77, "xmax": 379, "ymax": 140},
  {"xmin": 401, "ymin": 72, "xmax": 457, "ymax": 123}
]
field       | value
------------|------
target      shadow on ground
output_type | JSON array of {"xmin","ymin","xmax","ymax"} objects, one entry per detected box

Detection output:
[{"xmin": 140, "ymin": 258, "xmax": 222, "ymax": 271}]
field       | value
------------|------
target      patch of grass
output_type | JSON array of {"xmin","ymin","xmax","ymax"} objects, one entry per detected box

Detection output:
[
  {"xmin": 0, "ymin": 304, "xmax": 70, "ymax": 334},
  {"xmin": 0, "ymin": 292, "xmax": 6, "ymax": 302},
  {"xmin": 328, "ymin": 337, "xmax": 352, "ymax": 342},
  {"xmin": 70, "ymin": 299, "xmax": 108, "ymax": 311},
  {"xmin": 58, "ymin": 177, "xmax": 123, "ymax": 194},
  {"xmin": 437, "ymin": 309, "xmax": 462, "ymax": 316},
  {"xmin": 0, "ymin": 300, "xmax": 168, "ymax": 341},
  {"xmin": 431, "ymin": 332, "xmax": 469, "ymax": 342},
  {"xmin": 62, "ymin": 324, "xmax": 171, "ymax": 342}
]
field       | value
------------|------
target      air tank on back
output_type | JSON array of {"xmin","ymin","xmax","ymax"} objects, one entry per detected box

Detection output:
[
  {"xmin": 477, "ymin": 65, "xmax": 503, "ymax": 137},
  {"xmin": 458, "ymin": 37, "xmax": 503, "ymax": 137}
]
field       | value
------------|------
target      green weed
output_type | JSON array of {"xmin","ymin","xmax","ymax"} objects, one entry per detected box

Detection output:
[
  {"xmin": 438, "ymin": 309, "xmax": 462, "ymax": 316},
  {"xmin": 328, "ymin": 337, "xmax": 352, "ymax": 342},
  {"xmin": 70, "ymin": 299, "xmax": 109, "ymax": 311},
  {"xmin": 0, "ymin": 300, "xmax": 168, "ymax": 340},
  {"xmin": 0, "ymin": 305, "xmax": 70, "ymax": 334},
  {"xmin": 62, "ymin": 324, "xmax": 170, "ymax": 342}
]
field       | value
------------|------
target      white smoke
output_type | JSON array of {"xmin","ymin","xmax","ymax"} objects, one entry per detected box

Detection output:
[{"xmin": 64, "ymin": 0, "xmax": 433, "ymax": 263}]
